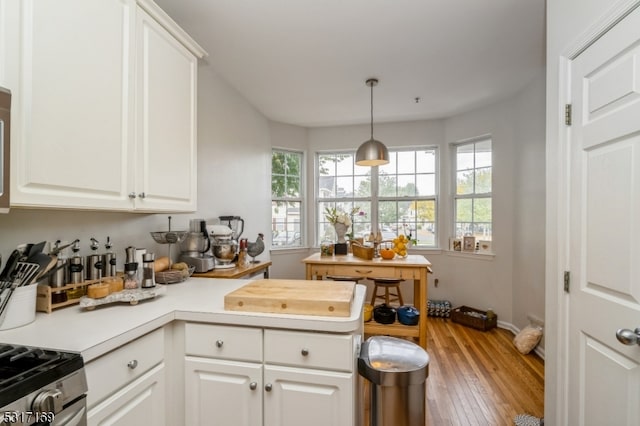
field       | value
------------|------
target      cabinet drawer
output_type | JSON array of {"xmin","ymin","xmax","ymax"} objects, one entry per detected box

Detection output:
[
  {"xmin": 264, "ymin": 329, "xmax": 354, "ymax": 372},
  {"xmin": 394, "ymin": 267, "xmax": 421, "ymax": 280},
  {"xmin": 185, "ymin": 323, "xmax": 262, "ymax": 362},
  {"xmin": 86, "ymin": 328, "xmax": 164, "ymax": 408},
  {"xmin": 333, "ymin": 265, "xmax": 395, "ymax": 279}
]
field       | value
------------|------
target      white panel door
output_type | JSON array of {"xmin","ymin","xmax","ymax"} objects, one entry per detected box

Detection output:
[
  {"xmin": 135, "ymin": 7, "xmax": 197, "ymax": 212},
  {"xmin": 10, "ymin": 0, "xmax": 134, "ymax": 210},
  {"xmin": 568, "ymin": 7, "xmax": 640, "ymax": 425},
  {"xmin": 264, "ymin": 365, "xmax": 353, "ymax": 426},
  {"xmin": 184, "ymin": 357, "xmax": 262, "ymax": 426}
]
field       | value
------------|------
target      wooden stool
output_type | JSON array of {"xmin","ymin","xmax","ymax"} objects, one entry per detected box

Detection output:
[
  {"xmin": 369, "ymin": 277, "xmax": 404, "ymax": 306},
  {"xmin": 326, "ymin": 275, "xmax": 364, "ymax": 283}
]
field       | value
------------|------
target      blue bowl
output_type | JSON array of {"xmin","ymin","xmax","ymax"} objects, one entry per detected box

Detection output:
[{"xmin": 397, "ymin": 305, "xmax": 420, "ymax": 326}]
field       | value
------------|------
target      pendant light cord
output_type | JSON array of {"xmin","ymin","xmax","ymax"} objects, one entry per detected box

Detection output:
[{"xmin": 370, "ymin": 82, "xmax": 374, "ymax": 140}]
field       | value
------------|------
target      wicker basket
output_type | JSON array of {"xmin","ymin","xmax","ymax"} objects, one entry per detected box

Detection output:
[
  {"xmin": 451, "ymin": 305, "xmax": 497, "ymax": 331},
  {"xmin": 351, "ymin": 243, "xmax": 374, "ymax": 260},
  {"xmin": 155, "ymin": 265, "xmax": 195, "ymax": 284}
]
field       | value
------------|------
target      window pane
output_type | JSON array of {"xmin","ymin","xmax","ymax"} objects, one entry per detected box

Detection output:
[
  {"xmin": 475, "ymin": 140, "xmax": 492, "ymax": 168},
  {"xmin": 271, "ymin": 201, "xmax": 301, "ymax": 247},
  {"xmin": 398, "ymin": 175, "xmax": 416, "ymax": 196},
  {"xmin": 354, "ymin": 175, "xmax": 372, "ymax": 197},
  {"xmin": 271, "ymin": 175, "xmax": 284, "ymax": 198},
  {"xmin": 397, "ymin": 151, "xmax": 415, "ymax": 174},
  {"xmin": 416, "ymin": 174, "xmax": 435, "ymax": 196},
  {"xmin": 378, "ymin": 174, "xmax": 397, "ymax": 197},
  {"xmin": 379, "ymin": 152, "xmax": 397, "ymax": 175},
  {"xmin": 457, "ymin": 171, "xmax": 474, "ymax": 195},
  {"xmin": 475, "ymin": 167, "xmax": 491, "ymax": 194},
  {"xmin": 286, "ymin": 176, "xmax": 300, "ymax": 198},
  {"xmin": 318, "ymin": 154, "xmax": 335, "ymax": 176},
  {"xmin": 336, "ymin": 154, "xmax": 354, "ymax": 176},
  {"xmin": 416, "ymin": 220, "xmax": 435, "ymax": 246},
  {"xmin": 456, "ymin": 145, "xmax": 474, "ymax": 170},
  {"xmin": 336, "ymin": 176, "xmax": 353, "ymax": 197},
  {"xmin": 456, "ymin": 199, "xmax": 472, "ymax": 222},
  {"xmin": 473, "ymin": 197, "xmax": 492, "ymax": 222},
  {"xmin": 416, "ymin": 150, "xmax": 435, "ymax": 173},
  {"xmin": 415, "ymin": 199, "xmax": 436, "ymax": 222}
]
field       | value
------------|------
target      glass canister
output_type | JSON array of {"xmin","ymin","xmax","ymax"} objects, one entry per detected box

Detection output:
[{"xmin": 124, "ymin": 262, "xmax": 139, "ymax": 289}]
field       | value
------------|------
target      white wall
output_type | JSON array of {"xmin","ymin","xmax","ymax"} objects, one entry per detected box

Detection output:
[{"xmin": 0, "ymin": 61, "xmax": 272, "ymax": 270}]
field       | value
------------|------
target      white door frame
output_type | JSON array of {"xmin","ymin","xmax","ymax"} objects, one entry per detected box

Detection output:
[{"xmin": 547, "ymin": 1, "xmax": 640, "ymax": 424}]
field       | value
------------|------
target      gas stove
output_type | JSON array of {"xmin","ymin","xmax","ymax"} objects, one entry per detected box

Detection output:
[{"xmin": 0, "ymin": 344, "xmax": 87, "ymax": 426}]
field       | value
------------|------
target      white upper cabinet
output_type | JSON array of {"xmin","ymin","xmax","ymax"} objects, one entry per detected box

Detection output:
[
  {"xmin": 134, "ymin": 5, "xmax": 199, "ymax": 212},
  {"xmin": 4, "ymin": 0, "xmax": 206, "ymax": 212}
]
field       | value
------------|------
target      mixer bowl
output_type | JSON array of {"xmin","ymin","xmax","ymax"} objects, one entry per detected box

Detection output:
[{"xmin": 211, "ymin": 237, "xmax": 238, "ymax": 264}]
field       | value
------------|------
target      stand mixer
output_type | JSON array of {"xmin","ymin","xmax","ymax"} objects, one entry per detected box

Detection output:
[{"xmin": 179, "ymin": 219, "xmax": 215, "ymax": 272}]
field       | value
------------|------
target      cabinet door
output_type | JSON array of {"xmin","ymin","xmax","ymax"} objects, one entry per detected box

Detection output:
[
  {"xmin": 185, "ymin": 357, "xmax": 262, "ymax": 426},
  {"xmin": 9, "ymin": 0, "xmax": 134, "ymax": 210},
  {"xmin": 135, "ymin": 7, "xmax": 197, "ymax": 212},
  {"xmin": 87, "ymin": 363, "xmax": 166, "ymax": 426},
  {"xmin": 264, "ymin": 365, "xmax": 354, "ymax": 426}
]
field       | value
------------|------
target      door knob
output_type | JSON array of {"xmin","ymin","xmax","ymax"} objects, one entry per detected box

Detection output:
[{"xmin": 616, "ymin": 328, "xmax": 640, "ymax": 345}]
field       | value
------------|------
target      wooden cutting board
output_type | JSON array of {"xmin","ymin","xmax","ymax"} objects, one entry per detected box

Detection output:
[{"xmin": 224, "ymin": 279, "xmax": 355, "ymax": 317}]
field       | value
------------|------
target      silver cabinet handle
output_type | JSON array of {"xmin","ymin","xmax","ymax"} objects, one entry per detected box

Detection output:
[
  {"xmin": 128, "ymin": 192, "xmax": 136, "ymax": 199},
  {"xmin": 127, "ymin": 360, "xmax": 138, "ymax": 369},
  {"xmin": 265, "ymin": 383, "xmax": 273, "ymax": 392},
  {"xmin": 249, "ymin": 382, "xmax": 257, "ymax": 390},
  {"xmin": 301, "ymin": 348, "xmax": 309, "ymax": 356},
  {"xmin": 616, "ymin": 328, "xmax": 640, "ymax": 345},
  {"xmin": 216, "ymin": 339, "xmax": 224, "ymax": 348},
  {"xmin": 138, "ymin": 192, "xmax": 146, "ymax": 199}
]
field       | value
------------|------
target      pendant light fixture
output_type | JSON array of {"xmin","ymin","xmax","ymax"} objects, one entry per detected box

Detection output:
[{"xmin": 355, "ymin": 78, "xmax": 389, "ymax": 166}]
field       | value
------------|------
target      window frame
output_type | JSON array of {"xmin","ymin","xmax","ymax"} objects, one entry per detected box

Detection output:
[
  {"xmin": 271, "ymin": 148, "xmax": 305, "ymax": 249},
  {"xmin": 314, "ymin": 146, "xmax": 439, "ymax": 248},
  {"xmin": 452, "ymin": 136, "xmax": 493, "ymax": 247}
]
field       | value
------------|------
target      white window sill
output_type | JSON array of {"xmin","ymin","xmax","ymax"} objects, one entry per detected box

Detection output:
[{"xmin": 444, "ymin": 250, "xmax": 495, "ymax": 260}]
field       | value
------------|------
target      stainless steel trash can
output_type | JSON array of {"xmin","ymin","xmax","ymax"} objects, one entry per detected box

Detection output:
[{"xmin": 358, "ymin": 336, "xmax": 429, "ymax": 426}]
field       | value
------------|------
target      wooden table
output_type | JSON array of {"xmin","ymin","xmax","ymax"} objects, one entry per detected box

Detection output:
[
  {"xmin": 192, "ymin": 260, "xmax": 271, "ymax": 279},
  {"xmin": 302, "ymin": 253, "xmax": 431, "ymax": 349}
]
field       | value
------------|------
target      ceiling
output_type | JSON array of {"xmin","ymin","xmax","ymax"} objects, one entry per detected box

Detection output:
[{"xmin": 155, "ymin": 0, "xmax": 546, "ymax": 127}]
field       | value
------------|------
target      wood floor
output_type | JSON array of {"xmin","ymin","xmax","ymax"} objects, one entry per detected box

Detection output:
[{"xmin": 363, "ymin": 318, "xmax": 544, "ymax": 426}]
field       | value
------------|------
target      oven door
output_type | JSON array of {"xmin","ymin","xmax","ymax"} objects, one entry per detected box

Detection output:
[
  {"xmin": 33, "ymin": 396, "xmax": 86, "ymax": 426},
  {"xmin": 0, "ymin": 87, "xmax": 10, "ymax": 214}
]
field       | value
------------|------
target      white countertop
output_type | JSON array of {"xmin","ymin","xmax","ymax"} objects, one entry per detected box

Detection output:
[{"xmin": 0, "ymin": 279, "xmax": 366, "ymax": 362}]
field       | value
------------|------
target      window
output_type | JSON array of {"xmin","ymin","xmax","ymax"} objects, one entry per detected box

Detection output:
[
  {"xmin": 454, "ymin": 138, "xmax": 492, "ymax": 242},
  {"xmin": 316, "ymin": 148, "xmax": 438, "ymax": 247},
  {"xmin": 271, "ymin": 149, "xmax": 303, "ymax": 248}
]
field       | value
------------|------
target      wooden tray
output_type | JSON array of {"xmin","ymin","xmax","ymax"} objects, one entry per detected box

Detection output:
[
  {"xmin": 224, "ymin": 279, "xmax": 355, "ymax": 317},
  {"xmin": 451, "ymin": 305, "xmax": 497, "ymax": 331}
]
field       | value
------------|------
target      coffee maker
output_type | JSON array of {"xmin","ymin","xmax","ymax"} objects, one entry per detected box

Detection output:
[{"xmin": 179, "ymin": 219, "xmax": 215, "ymax": 272}]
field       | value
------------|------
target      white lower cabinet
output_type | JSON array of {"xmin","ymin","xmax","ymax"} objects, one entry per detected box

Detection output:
[
  {"xmin": 263, "ymin": 365, "xmax": 353, "ymax": 426},
  {"xmin": 185, "ymin": 357, "xmax": 262, "ymax": 426},
  {"xmin": 87, "ymin": 363, "xmax": 166, "ymax": 426},
  {"xmin": 85, "ymin": 328, "xmax": 167, "ymax": 426},
  {"xmin": 184, "ymin": 323, "xmax": 358, "ymax": 426}
]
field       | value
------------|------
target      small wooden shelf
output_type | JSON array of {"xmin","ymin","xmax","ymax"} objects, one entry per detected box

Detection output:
[
  {"xmin": 37, "ymin": 275, "xmax": 121, "ymax": 313},
  {"xmin": 364, "ymin": 320, "xmax": 419, "ymax": 339}
]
